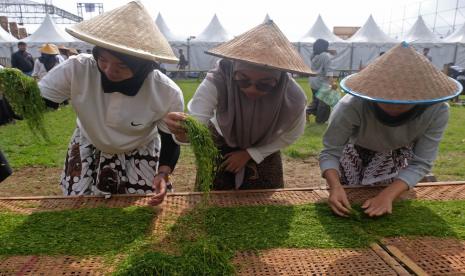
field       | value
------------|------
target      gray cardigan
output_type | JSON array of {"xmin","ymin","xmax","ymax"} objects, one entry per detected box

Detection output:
[
  {"xmin": 308, "ymin": 52, "xmax": 334, "ymax": 90},
  {"xmin": 319, "ymin": 94, "xmax": 449, "ymax": 187}
]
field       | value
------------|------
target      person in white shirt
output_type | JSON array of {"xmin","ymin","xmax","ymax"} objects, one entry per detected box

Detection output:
[
  {"xmin": 38, "ymin": 2, "xmax": 182, "ymax": 205},
  {"xmin": 32, "ymin": 43, "xmax": 61, "ymax": 81},
  {"xmin": 165, "ymin": 21, "xmax": 315, "ymax": 190}
]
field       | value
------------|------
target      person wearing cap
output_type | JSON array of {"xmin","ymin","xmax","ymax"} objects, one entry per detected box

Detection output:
[
  {"xmin": 320, "ymin": 42, "xmax": 462, "ymax": 217},
  {"xmin": 32, "ymin": 43, "xmax": 61, "ymax": 81},
  {"xmin": 37, "ymin": 2, "xmax": 184, "ymax": 205},
  {"xmin": 306, "ymin": 38, "xmax": 337, "ymax": 124},
  {"xmin": 165, "ymin": 21, "xmax": 313, "ymax": 190}
]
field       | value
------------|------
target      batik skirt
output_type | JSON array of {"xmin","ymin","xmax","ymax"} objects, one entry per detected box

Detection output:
[
  {"xmin": 60, "ymin": 127, "xmax": 160, "ymax": 196},
  {"xmin": 208, "ymin": 124, "xmax": 284, "ymax": 190},
  {"xmin": 339, "ymin": 144, "xmax": 413, "ymax": 186}
]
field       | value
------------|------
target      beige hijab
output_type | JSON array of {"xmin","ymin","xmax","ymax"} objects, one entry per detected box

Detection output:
[{"xmin": 207, "ymin": 59, "xmax": 306, "ymax": 150}]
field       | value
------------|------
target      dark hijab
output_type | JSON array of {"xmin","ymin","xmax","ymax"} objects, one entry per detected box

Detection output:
[
  {"xmin": 369, "ymin": 102, "xmax": 430, "ymax": 127},
  {"xmin": 92, "ymin": 46, "xmax": 159, "ymax": 96},
  {"xmin": 38, "ymin": 53, "xmax": 58, "ymax": 72},
  {"xmin": 312, "ymin": 38, "xmax": 329, "ymax": 59}
]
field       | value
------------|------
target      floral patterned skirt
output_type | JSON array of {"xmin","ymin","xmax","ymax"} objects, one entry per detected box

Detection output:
[
  {"xmin": 339, "ymin": 143, "xmax": 413, "ymax": 186},
  {"xmin": 60, "ymin": 127, "xmax": 160, "ymax": 196}
]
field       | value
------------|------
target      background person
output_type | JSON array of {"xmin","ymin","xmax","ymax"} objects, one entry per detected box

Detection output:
[
  {"xmin": 11, "ymin": 42, "xmax": 34, "ymax": 76},
  {"xmin": 423, "ymin": 47, "xmax": 432, "ymax": 62},
  {"xmin": 32, "ymin": 44, "xmax": 62, "ymax": 81},
  {"xmin": 58, "ymin": 45, "xmax": 70, "ymax": 62},
  {"xmin": 306, "ymin": 38, "xmax": 337, "ymax": 124}
]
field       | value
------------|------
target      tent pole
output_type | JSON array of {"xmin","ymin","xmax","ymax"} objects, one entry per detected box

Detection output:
[{"xmin": 349, "ymin": 43, "xmax": 354, "ymax": 71}]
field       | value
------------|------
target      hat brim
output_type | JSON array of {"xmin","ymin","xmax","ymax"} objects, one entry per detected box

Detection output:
[
  {"xmin": 205, "ymin": 50, "xmax": 316, "ymax": 76},
  {"xmin": 340, "ymin": 74, "xmax": 463, "ymax": 104},
  {"xmin": 41, "ymin": 50, "xmax": 59, "ymax": 55},
  {"xmin": 66, "ymin": 27, "xmax": 179, "ymax": 64}
]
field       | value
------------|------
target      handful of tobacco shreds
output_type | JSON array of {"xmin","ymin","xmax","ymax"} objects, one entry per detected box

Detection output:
[
  {"xmin": 182, "ymin": 116, "xmax": 221, "ymax": 194},
  {"xmin": 349, "ymin": 207, "xmax": 364, "ymax": 222},
  {"xmin": 0, "ymin": 68, "xmax": 49, "ymax": 141}
]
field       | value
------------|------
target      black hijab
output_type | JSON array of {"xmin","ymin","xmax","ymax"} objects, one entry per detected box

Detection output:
[
  {"xmin": 369, "ymin": 102, "xmax": 430, "ymax": 127},
  {"xmin": 92, "ymin": 46, "xmax": 159, "ymax": 96},
  {"xmin": 312, "ymin": 39, "xmax": 329, "ymax": 59},
  {"xmin": 39, "ymin": 53, "xmax": 58, "ymax": 72}
]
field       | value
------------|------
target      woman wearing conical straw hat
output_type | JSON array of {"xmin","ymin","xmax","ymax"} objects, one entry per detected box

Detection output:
[
  {"xmin": 320, "ymin": 42, "xmax": 462, "ymax": 217},
  {"xmin": 38, "ymin": 1, "xmax": 184, "ymax": 205},
  {"xmin": 166, "ymin": 21, "xmax": 315, "ymax": 190},
  {"xmin": 32, "ymin": 43, "xmax": 61, "ymax": 80}
]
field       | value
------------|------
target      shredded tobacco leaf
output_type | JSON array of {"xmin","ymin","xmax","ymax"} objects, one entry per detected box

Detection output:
[
  {"xmin": 182, "ymin": 116, "xmax": 221, "ymax": 195},
  {"xmin": 0, "ymin": 68, "xmax": 49, "ymax": 141}
]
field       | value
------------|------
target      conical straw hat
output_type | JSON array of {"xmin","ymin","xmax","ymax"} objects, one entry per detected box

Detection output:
[
  {"xmin": 66, "ymin": 1, "xmax": 178, "ymax": 64},
  {"xmin": 340, "ymin": 42, "xmax": 462, "ymax": 104},
  {"xmin": 40, "ymin": 43, "xmax": 59, "ymax": 55},
  {"xmin": 206, "ymin": 21, "xmax": 315, "ymax": 76}
]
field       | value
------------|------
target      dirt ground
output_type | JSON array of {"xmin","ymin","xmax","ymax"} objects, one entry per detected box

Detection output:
[{"xmin": 0, "ymin": 157, "xmax": 325, "ymax": 197}]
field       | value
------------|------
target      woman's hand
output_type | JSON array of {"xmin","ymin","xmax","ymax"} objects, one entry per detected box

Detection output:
[
  {"xmin": 324, "ymin": 169, "xmax": 351, "ymax": 217},
  {"xmin": 222, "ymin": 150, "xmax": 251, "ymax": 173},
  {"xmin": 163, "ymin": 112, "xmax": 188, "ymax": 142},
  {"xmin": 362, "ymin": 180, "xmax": 408, "ymax": 217},
  {"xmin": 361, "ymin": 194, "xmax": 394, "ymax": 217},
  {"xmin": 328, "ymin": 185, "xmax": 351, "ymax": 217},
  {"xmin": 149, "ymin": 173, "xmax": 168, "ymax": 206}
]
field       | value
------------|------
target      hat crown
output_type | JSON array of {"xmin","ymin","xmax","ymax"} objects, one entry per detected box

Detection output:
[
  {"xmin": 342, "ymin": 42, "xmax": 461, "ymax": 103},
  {"xmin": 40, "ymin": 43, "xmax": 59, "ymax": 55},
  {"xmin": 206, "ymin": 21, "xmax": 314, "ymax": 75},
  {"xmin": 66, "ymin": 1, "xmax": 177, "ymax": 63}
]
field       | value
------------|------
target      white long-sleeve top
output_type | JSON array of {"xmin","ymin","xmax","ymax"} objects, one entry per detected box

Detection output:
[{"xmin": 188, "ymin": 78, "xmax": 306, "ymax": 164}]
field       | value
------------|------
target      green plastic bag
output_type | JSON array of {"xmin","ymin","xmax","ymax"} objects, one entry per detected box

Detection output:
[{"xmin": 315, "ymin": 83, "xmax": 342, "ymax": 107}]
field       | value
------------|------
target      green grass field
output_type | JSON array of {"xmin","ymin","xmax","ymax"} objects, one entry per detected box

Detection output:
[{"xmin": 0, "ymin": 78, "xmax": 464, "ymax": 180}]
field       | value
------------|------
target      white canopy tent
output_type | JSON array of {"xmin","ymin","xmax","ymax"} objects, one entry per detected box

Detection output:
[
  {"xmin": 155, "ymin": 13, "xmax": 184, "ymax": 42},
  {"xmin": 445, "ymin": 24, "xmax": 465, "ymax": 67},
  {"xmin": 348, "ymin": 15, "xmax": 399, "ymax": 70},
  {"xmin": 298, "ymin": 15, "xmax": 351, "ymax": 71},
  {"xmin": 196, "ymin": 14, "xmax": 232, "ymax": 42},
  {"xmin": 186, "ymin": 14, "xmax": 232, "ymax": 70},
  {"xmin": 20, "ymin": 14, "xmax": 89, "ymax": 58},
  {"xmin": 402, "ymin": 16, "xmax": 455, "ymax": 69},
  {"xmin": 263, "ymin": 14, "xmax": 271, "ymax": 23},
  {"xmin": 155, "ymin": 13, "xmax": 187, "ymax": 71},
  {"xmin": 0, "ymin": 27, "xmax": 18, "ymax": 60}
]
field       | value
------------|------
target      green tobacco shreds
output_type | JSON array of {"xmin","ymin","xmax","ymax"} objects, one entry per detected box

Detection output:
[
  {"xmin": 349, "ymin": 207, "xmax": 364, "ymax": 222},
  {"xmin": 0, "ymin": 68, "xmax": 49, "ymax": 141},
  {"xmin": 183, "ymin": 116, "xmax": 220, "ymax": 194},
  {"xmin": 115, "ymin": 239, "xmax": 234, "ymax": 276}
]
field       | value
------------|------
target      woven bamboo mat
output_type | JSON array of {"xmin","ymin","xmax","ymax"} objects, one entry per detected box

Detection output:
[
  {"xmin": 1, "ymin": 181, "xmax": 465, "ymax": 275},
  {"xmin": 1, "ymin": 181, "xmax": 464, "ymax": 214},
  {"xmin": 382, "ymin": 237, "xmax": 465, "ymax": 275},
  {"xmin": 233, "ymin": 245, "xmax": 411, "ymax": 276},
  {"xmin": 0, "ymin": 255, "xmax": 117, "ymax": 275}
]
